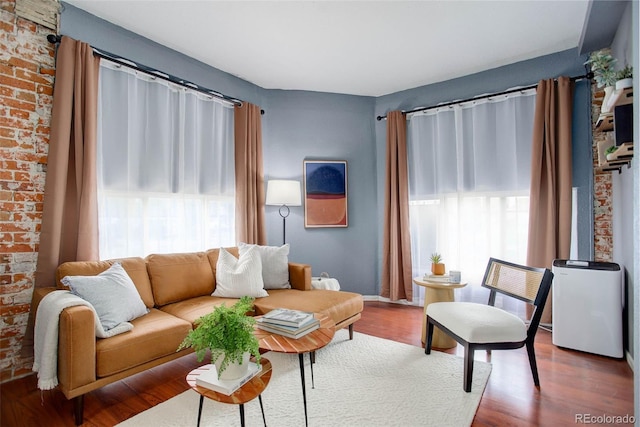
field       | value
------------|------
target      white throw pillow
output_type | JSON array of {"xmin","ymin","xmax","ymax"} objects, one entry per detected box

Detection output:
[
  {"xmin": 61, "ymin": 262, "xmax": 148, "ymax": 331},
  {"xmin": 238, "ymin": 242, "xmax": 291, "ymax": 289},
  {"xmin": 213, "ymin": 246, "xmax": 268, "ymax": 298}
]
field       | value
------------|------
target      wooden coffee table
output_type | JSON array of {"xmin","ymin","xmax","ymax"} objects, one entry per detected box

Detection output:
[
  {"xmin": 187, "ymin": 357, "xmax": 272, "ymax": 427},
  {"xmin": 255, "ymin": 313, "xmax": 335, "ymax": 427}
]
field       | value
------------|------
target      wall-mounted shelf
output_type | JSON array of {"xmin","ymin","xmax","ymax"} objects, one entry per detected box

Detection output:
[
  {"xmin": 595, "ymin": 87, "xmax": 632, "ymax": 132},
  {"xmin": 595, "ymin": 114, "xmax": 614, "ymax": 132},
  {"xmin": 597, "ymin": 143, "xmax": 634, "ymax": 173},
  {"xmin": 595, "ymin": 87, "xmax": 633, "ymax": 173}
]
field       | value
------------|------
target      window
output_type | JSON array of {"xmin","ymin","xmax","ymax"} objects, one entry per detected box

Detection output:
[
  {"xmin": 407, "ymin": 90, "xmax": 537, "ymax": 313},
  {"xmin": 97, "ymin": 61, "xmax": 235, "ymax": 259}
]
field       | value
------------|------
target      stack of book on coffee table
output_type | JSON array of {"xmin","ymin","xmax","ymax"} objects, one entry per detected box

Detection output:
[{"xmin": 257, "ymin": 308, "xmax": 320, "ymax": 338}]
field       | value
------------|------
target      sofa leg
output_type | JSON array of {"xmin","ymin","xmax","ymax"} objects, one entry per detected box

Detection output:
[
  {"xmin": 348, "ymin": 324, "xmax": 354, "ymax": 340},
  {"xmin": 74, "ymin": 395, "xmax": 84, "ymax": 425}
]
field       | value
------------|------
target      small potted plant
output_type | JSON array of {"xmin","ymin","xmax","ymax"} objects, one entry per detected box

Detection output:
[
  {"xmin": 585, "ymin": 50, "xmax": 617, "ymax": 88},
  {"xmin": 585, "ymin": 50, "xmax": 617, "ymax": 113},
  {"xmin": 430, "ymin": 252, "xmax": 445, "ymax": 276},
  {"xmin": 605, "ymin": 145, "xmax": 618, "ymax": 161},
  {"xmin": 615, "ymin": 65, "xmax": 633, "ymax": 90},
  {"xmin": 177, "ymin": 296, "xmax": 260, "ymax": 380}
]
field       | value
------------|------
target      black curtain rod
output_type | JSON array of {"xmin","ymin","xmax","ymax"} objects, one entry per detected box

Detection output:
[
  {"xmin": 47, "ymin": 34, "xmax": 265, "ymax": 115},
  {"xmin": 376, "ymin": 72, "xmax": 593, "ymax": 121}
]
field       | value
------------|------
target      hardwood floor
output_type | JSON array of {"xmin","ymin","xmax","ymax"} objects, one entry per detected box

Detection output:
[{"xmin": 1, "ymin": 301, "xmax": 634, "ymax": 426}]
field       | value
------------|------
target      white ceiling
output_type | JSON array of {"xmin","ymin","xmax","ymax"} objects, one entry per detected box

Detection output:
[{"xmin": 64, "ymin": 0, "xmax": 590, "ymax": 97}]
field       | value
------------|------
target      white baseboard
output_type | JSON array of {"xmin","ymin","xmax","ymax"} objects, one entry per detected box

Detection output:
[
  {"xmin": 362, "ymin": 295, "xmax": 420, "ymax": 306},
  {"xmin": 626, "ymin": 350, "xmax": 634, "ymax": 371}
]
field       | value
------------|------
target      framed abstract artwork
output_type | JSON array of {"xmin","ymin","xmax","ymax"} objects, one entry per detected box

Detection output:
[{"xmin": 303, "ymin": 160, "xmax": 348, "ymax": 228}]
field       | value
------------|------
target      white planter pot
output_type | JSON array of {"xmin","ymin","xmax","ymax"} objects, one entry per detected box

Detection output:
[
  {"xmin": 601, "ymin": 86, "xmax": 615, "ymax": 114},
  {"xmin": 214, "ymin": 352, "xmax": 250, "ymax": 380},
  {"xmin": 615, "ymin": 78, "xmax": 633, "ymax": 90}
]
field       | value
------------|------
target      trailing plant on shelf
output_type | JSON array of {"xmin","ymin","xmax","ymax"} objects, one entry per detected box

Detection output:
[
  {"xmin": 585, "ymin": 50, "xmax": 617, "ymax": 88},
  {"xmin": 616, "ymin": 65, "xmax": 633, "ymax": 80},
  {"xmin": 605, "ymin": 145, "xmax": 618, "ymax": 161},
  {"xmin": 177, "ymin": 296, "xmax": 260, "ymax": 379},
  {"xmin": 615, "ymin": 65, "xmax": 633, "ymax": 90}
]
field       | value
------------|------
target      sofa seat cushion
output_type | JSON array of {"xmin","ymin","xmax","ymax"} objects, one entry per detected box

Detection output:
[
  {"xmin": 159, "ymin": 295, "xmax": 243, "ymax": 326},
  {"xmin": 253, "ymin": 289, "xmax": 363, "ymax": 326},
  {"xmin": 96, "ymin": 308, "xmax": 191, "ymax": 377}
]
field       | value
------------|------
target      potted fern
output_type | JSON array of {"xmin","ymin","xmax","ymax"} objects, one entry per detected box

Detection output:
[
  {"xmin": 177, "ymin": 296, "xmax": 260, "ymax": 380},
  {"xmin": 430, "ymin": 252, "xmax": 446, "ymax": 276}
]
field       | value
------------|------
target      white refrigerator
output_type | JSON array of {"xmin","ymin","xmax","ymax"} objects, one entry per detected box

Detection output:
[{"xmin": 552, "ymin": 259, "xmax": 623, "ymax": 358}]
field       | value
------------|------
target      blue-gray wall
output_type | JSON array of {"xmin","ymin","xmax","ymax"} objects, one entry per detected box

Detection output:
[
  {"xmin": 61, "ymin": 2, "xmax": 593, "ymax": 299},
  {"xmin": 60, "ymin": 3, "xmax": 265, "ymax": 107},
  {"xmin": 261, "ymin": 91, "xmax": 377, "ymax": 295}
]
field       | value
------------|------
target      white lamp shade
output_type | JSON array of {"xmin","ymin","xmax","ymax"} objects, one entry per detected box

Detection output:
[{"xmin": 266, "ymin": 180, "xmax": 302, "ymax": 206}]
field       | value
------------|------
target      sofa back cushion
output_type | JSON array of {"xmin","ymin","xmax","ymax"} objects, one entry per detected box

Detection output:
[
  {"xmin": 147, "ymin": 252, "xmax": 214, "ymax": 306},
  {"xmin": 56, "ymin": 257, "xmax": 155, "ymax": 308}
]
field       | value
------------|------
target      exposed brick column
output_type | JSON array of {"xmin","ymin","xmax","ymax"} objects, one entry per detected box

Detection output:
[
  {"xmin": 591, "ymin": 85, "xmax": 614, "ymax": 262},
  {"xmin": 0, "ymin": 0, "xmax": 55, "ymax": 382}
]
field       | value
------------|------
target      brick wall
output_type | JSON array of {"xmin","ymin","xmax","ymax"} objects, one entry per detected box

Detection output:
[
  {"xmin": 591, "ymin": 85, "xmax": 614, "ymax": 262},
  {"xmin": 0, "ymin": 0, "xmax": 55, "ymax": 383}
]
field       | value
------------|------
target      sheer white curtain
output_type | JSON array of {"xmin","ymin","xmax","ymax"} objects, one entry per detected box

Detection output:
[
  {"xmin": 97, "ymin": 61, "xmax": 235, "ymax": 259},
  {"xmin": 407, "ymin": 90, "xmax": 537, "ymax": 314}
]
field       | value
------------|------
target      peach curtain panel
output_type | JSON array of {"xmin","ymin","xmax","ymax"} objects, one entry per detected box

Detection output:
[
  {"xmin": 24, "ymin": 37, "xmax": 100, "ymax": 358},
  {"xmin": 234, "ymin": 102, "xmax": 266, "ymax": 245},
  {"xmin": 381, "ymin": 111, "xmax": 413, "ymax": 301},
  {"xmin": 35, "ymin": 36, "xmax": 100, "ymax": 287},
  {"xmin": 526, "ymin": 77, "xmax": 573, "ymax": 322}
]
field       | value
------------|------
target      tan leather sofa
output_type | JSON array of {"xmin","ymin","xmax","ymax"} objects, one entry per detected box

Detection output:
[{"xmin": 31, "ymin": 247, "xmax": 363, "ymax": 425}]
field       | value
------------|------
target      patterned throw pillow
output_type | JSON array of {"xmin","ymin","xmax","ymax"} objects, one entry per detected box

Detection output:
[{"xmin": 213, "ymin": 246, "xmax": 269, "ymax": 298}]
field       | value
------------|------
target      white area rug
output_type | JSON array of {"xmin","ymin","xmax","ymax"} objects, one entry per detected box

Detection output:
[{"xmin": 117, "ymin": 330, "xmax": 491, "ymax": 427}]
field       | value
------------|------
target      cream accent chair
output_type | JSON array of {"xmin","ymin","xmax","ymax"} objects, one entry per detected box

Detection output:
[{"xmin": 425, "ymin": 258, "xmax": 554, "ymax": 392}]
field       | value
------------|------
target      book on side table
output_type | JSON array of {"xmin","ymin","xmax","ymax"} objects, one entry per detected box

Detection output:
[
  {"xmin": 195, "ymin": 362, "xmax": 262, "ymax": 395},
  {"xmin": 256, "ymin": 316, "xmax": 320, "ymax": 339},
  {"xmin": 262, "ymin": 308, "xmax": 314, "ymax": 327}
]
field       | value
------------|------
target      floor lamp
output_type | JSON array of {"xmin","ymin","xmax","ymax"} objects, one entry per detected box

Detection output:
[{"xmin": 266, "ymin": 180, "xmax": 302, "ymax": 245}]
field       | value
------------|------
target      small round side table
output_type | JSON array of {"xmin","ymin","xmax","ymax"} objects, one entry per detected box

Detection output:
[
  {"xmin": 187, "ymin": 357, "xmax": 272, "ymax": 427},
  {"xmin": 413, "ymin": 277, "xmax": 467, "ymax": 349}
]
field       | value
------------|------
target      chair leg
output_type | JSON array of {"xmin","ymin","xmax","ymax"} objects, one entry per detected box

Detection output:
[
  {"xmin": 73, "ymin": 395, "xmax": 84, "ymax": 426},
  {"xmin": 425, "ymin": 320, "xmax": 434, "ymax": 354},
  {"xmin": 526, "ymin": 340, "xmax": 540, "ymax": 387},
  {"xmin": 348, "ymin": 324, "xmax": 354, "ymax": 340},
  {"xmin": 463, "ymin": 346, "xmax": 474, "ymax": 393}
]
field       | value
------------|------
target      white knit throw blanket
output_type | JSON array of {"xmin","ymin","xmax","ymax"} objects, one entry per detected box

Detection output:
[{"xmin": 32, "ymin": 290, "xmax": 133, "ymax": 390}]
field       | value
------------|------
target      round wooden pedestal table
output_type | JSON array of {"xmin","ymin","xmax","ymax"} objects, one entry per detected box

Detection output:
[
  {"xmin": 187, "ymin": 357, "xmax": 272, "ymax": 427},
  {"xmin": 413, "ymin": 277, "xmax": 468, "ymax": 349}
]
